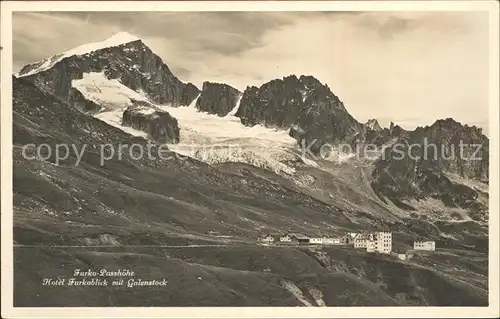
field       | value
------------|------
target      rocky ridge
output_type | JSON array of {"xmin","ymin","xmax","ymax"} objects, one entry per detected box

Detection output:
[
  {"xmin": 235, "ymin": 75, "xmax": 363, "ymax": 154},
  {"xmin": 195, "ymin": 82, "xmax": 241, "ymax": 116}
]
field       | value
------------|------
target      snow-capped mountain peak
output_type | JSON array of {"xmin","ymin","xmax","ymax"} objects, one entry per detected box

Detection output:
[
  {"xmin": 17, "ymin": 32, "xmax": 141, "ymax": 77},
  {"xmin": 70, "ymin": 32, "xmax": 141, "ymax": 55},
  {"xmin": 102, "ymin": 32, "xmax": 140, "ymax": 44}
]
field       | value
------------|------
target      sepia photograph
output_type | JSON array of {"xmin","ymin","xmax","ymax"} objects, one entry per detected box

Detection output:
[{"xmin": 1, "ymin": 1, "xmax": 499, "ymax": 318}]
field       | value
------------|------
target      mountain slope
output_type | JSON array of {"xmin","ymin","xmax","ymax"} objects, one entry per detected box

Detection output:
[
  {"xmin": 371, "ymin": 118, "xmax": 489, "ymax": 222},
  {"xmin": 15, "ymin": 32, "xmax": 490, "ymax": 230},
  {"xmin": 13, "ymin": 75, "xmax": 365, "ymax": 245},
  {"xmin": 12, "ymin": 31, "xmax": 489, "ymax": 306},
  {"xmin": 15, "ymin": 33, "xmax": 489, "ymax": 225}
]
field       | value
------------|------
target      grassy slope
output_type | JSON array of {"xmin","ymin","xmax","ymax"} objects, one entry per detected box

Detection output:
[{"xmin": 14, "ymin": 245, "xmax": 487, "ymax": 306}]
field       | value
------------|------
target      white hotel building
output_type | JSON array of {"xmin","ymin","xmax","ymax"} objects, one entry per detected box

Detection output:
[{"xmin": 365, "ymin": 232, "xmax": 392, "ymax": 254}]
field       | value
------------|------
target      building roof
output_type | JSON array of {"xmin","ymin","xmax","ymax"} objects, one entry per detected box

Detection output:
[
  {"xmin": 287, "ymin": 233, "xmax": 310, "ymax": 240},
  {"xmin": 414, "ymin": 236, "xmax": 435, "ymax": 242},
  {"xmin": 260, "ymin": 233, "xmax": 281, "ymax": 238},
  {"xmin": 371, "ymin": 232, "xmax": 390, "ymax": 240}
]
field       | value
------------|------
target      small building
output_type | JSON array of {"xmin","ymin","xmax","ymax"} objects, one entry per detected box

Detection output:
[
  {"xmin": 289, "ymin": 233, "xmax": 310, "ymax": 245},
  {"xmin": 413, "ymin": 240, "xmax": 435, "ymax": 251},
  {"xmin": 395, "ymin": 251, "xmax": 413, "ymax": 261},
  {"xmin": 257, "ymin": 233, "xmax": 280, "ymax": 243},
  {"xmin": 309, "ymin": 236, "xmax": 341, "ymax": 245},
  {"xmin": 309, "ymin": 236, "xmax": 324, "ymax": 245},
  {"xmin": 280, "ymin": 232, "xmax": 306, "ymax": 243},
  {"xmin": 323, "ymin": 237, "xmax": 341, "ymax": 245},
  {"xmin": 341, "ymin": 232, "xmax": 358, "ymax": 244},
  {"xmin": 279, "ymin": 233, "xmax": 293, "ymax": 243}
]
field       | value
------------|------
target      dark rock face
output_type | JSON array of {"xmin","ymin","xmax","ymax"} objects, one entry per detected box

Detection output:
[
  {"xmin": 195, "ymin": 82, "xmax": 241, "ymax": 116},
  {"xmin": 371, "ymin": 118, "xmax": 488, "ymax": 213},
  {"xmin": 235, "ymin": 75, "xmax": 362, "ymax": 154},
  {"xmin": 236, "ymin": 75, "xmax": 308, "ymax": 128},
  {"xmin": 358, "ymin": 121, "xmax": 409, "ymax": 147},
  {"xmin": 410, "ymin": 118, "xmax": 489, "ymax": 180},
  {"xmin": 18, "ymin": 40, "xmax": 199, "ymax": 109},
  {"xmin": 389, "ymin": 121, "xmax": 408, "ymax": 138},
  {"xmin": 365, "ymin": 119, "xmax": 383, "ymax": 131},
  {"xmin": 69, "ymin": 88, "xmax": 102, "ymax": 114},
  {"xmin": 372, "ymin": 148, "xmax": 479, "ymax": 209},
  {"xmin": 122, "ymin": 100, "xmax": 180, "ymax": 143},
  {"xmin": 182, "ymin": 83, "xmax": 201, "ymax": 106},
  {"xmin": 360, "ymin": 128, "xmax": 390, "ymax": 147}
]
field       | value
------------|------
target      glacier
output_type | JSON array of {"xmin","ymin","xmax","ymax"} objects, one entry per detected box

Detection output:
[
  {"xmin": 160, "ymin": 96, "xmax": 306, "ymax": 175},
  {"xmin": 71, "ymin": 71, "xmax": 317, "ymax": 175},
  {"xmin": 72, "ymin": 72, "xmax": 148, "ymax": 138}
]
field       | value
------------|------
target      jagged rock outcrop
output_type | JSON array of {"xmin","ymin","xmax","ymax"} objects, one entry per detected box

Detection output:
[
  {"xmin": 69, "ymin": 87, "xmax": 102, "ymax": 114},
  {"xmin": 182, "ymin": 83, "xmax": 201, "ymax": 106},
  {"xmin": 196, "ymin": 82, "xmax": 241, "ymax": 116},
  {"xmin": 122, "ymin": 100, "xmax": 180, "ymax": 143},
  {"xmin": 236, "ymin": 75, "xmax": 308, "ymax": 128},
  {"xmin": 410, "ymin": 118, "xmax": 489, "ymax": 180},
  {"xmin": 389, "ymin": 121, "xmax": 407, "ymax": 138},
  {"xmin": 235, "ymin": 75, "xmax": 363, "ymax": 154},
  {"xmin": 358, "ymin": 120, "xmax": 406, "ymax": 147},
  {"xmin": 371, "ymin": 118, "xmax": 488, "ymax": 213},
  {"xmin": 18, "ymin": 36, "xmax": 199, "ymax": 110},
  {"xmin": 365, "ymin": 119, "xmax": 383, "ymax": 131}
]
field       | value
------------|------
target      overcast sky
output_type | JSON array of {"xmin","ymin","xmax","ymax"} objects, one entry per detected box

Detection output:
[{"xmin": 13, "ymin": 11, "xmax": 490, "ymax": 132}]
